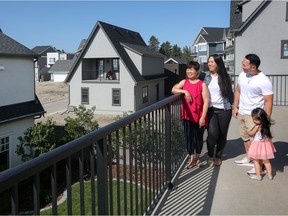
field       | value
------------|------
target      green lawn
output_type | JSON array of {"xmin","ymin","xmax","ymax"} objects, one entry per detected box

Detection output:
[{"xmin": 41, "ymin": 180, "xmax": 150, "ymax": 215}]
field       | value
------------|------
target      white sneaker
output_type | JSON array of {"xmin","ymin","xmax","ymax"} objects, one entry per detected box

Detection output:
[
  {"xmin": 247, "ymin": 167, "xmax": 266, "ymax": 175},
  {"xmin": 234, "ymin": 157, "xmax": 249, "ymax": 164},
  {"xmin": 249, "ymin": 174, "xmax": 262, "ymax": 181}
]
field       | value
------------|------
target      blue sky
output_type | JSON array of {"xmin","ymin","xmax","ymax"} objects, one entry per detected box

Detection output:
[{"xmin": 0, "ymin": 1, "xmax": 230, "ymax": 53}]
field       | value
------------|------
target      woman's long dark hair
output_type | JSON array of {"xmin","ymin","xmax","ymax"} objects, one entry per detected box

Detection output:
[
  {"xmin": 208, "ymin": 54, "xmax": 231, "ymax": 98},
  {"xmin": 251, "ymin": 107, "xmax": 274, "ymax": 139}
]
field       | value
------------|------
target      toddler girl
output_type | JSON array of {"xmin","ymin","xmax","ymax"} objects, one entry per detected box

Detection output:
[{"xmin": 247, "ymin": 107, "xmax": 276, "ymax": 180}]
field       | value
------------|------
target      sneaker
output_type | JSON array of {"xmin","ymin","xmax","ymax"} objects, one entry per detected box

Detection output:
[
  {"xmin": 247, "ymin": 167, "xmax": 267, "ymax": 175},
  {"xmin": 235, "ymin": 157, "xmax": 249, "ymax": 165},
  {"xmin": 249, "ymin": 174, "xmax": 262, "ymax": 181},
  {"xmin": 267, "ymin": 175, "xmax": 273, "ymax": 180}
]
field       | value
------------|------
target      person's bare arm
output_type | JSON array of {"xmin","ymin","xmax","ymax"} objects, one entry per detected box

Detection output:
[
  {"xmin": 171, "ymin": 80, "xmax": 192, "ymax": 102},
  {"xmin": 233, "ymin": 84, "xmax": 240, "ymax": 118},
  {"xmin": 246, "ymin": 125, "xmax": 259, "ymax": 137},
  {"xmin": 264, "ymin": 94, "xmax": 273, "ymax": 117},
  {"xmin": 199, "ymin": 83, "xmax": 209, "ymax": 128}
]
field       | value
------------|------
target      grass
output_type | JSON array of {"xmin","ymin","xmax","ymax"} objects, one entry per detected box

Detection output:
[{"xmin": 40, "ymin": 180, "xmax": 150, "ymax": 215}]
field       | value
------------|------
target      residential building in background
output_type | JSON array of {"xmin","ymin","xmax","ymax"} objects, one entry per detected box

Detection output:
[
  {"xmin": 192, "ymin": 27, "xmax": 229, "ymax": 71},
  {"xmin": 32, "ymin": 45, "xmax": 74, "ymax": 81},
  {"xmin": 65, "ymin": 21, "xmax": 166, "ymax": 115},
  {"xmin": 0, "ymin": 29, "xmax": 45, "ymax": 171}
]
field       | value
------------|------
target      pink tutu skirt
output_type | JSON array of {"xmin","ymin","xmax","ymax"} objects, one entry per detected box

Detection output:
[{"xmin": 248, "ymin": 139, "xmax": 276, "ymax": 160}]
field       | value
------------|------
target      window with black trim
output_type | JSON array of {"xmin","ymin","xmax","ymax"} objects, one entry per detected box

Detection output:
[
  {"xmin": 281, "ymin": 40, "xmax": 288, "ymax": 58},
  {"xmin": 0, "ymin": 136, "xmax": 9, "ymax": 172},
  {"xmin": 112, "ymin": 59, "xmax": 119, "ymax": 71},
  {"xmin": 112, "ymin": 88, "xmax": 121, "ymax": 106},
  {"xmin": 286, "ymin": 2, "xmax": 288, "ymax": 21},
  {"xmin": 81, "ymin": 87, "xmax": 89, "ymax": 104},
  {"xmin": 142, "ymin": 86, "xmax": 148, "ymax": 103}
]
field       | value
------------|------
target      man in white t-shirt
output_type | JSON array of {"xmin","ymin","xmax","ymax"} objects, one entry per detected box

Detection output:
[{"xmin": 232, "ymin": 54, "xmax": 273, "ymax": 171}]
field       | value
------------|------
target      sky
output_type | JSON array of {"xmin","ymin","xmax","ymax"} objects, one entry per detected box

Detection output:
[{"xmin": 0, "ymin": 1, "xmax": 231, "ymax": 53}]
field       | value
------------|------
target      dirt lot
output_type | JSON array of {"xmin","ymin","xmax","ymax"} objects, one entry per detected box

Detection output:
[{"xmin": 35, "ymin": 82, "xmax": 116, "ymax": 127}]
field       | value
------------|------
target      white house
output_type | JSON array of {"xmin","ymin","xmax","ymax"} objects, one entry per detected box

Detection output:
[
  {"xmin": 0, "ymin": 29, "xmax": 45, "ymax": 171},
  {"xmin": 65, "ymin": 21, "xmax": 166, "ymax": 115},
  {"xmin": 231, "ymin": 0, "xmax": 288, "ymax": 75}
]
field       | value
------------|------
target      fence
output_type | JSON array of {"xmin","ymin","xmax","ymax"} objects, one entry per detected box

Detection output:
[
  {"xmin": 0, "ymin": 94, "xmax": 186, "ymax": 215},
  {"xmin": 231, "ymin": 74, "xmax": 288, "ymax": 106}
]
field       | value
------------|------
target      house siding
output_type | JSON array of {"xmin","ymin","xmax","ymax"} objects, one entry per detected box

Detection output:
[
  {"xmin": 84, "ymin": 28, "xmax": 118, "ymax": 58},
  {"xmin": 235, "ymin": 1, "xmax": 288, "ymax": 75},
  {"xmin": 142, "ymin": 56, "xmax": 164, "ymax": 76},
  {"xmin": 134, "ymin": 80, "xmax": 165, "ymax": 111},
  {"xmin": 0, "ymin": 57, "xmax": 34, "ymax": 106},
  {"xmin": 0, "ymin": 118, "xmax": 34, "ymax": 168},
  {"xmin": 124, "ymin": 47, "xmax": 142, "ymax": 74}
]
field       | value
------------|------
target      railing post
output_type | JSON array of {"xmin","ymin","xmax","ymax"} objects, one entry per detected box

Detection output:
[
  {"xmin": 165, "ymin": 104, "xmax": 173, "ymax": 190},
  {"xmin": 97, "ymin": 137, "xmax": 108, "ymax": 215}
]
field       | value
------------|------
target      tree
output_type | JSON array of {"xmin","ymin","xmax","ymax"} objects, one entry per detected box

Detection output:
[
  {"xmin": 63, "ymin": 105, "xmax": 99, "ymax": 143},
  {"xmin": 159, "ymin": 41, "xmax": 172, "ymax": 58},
  {"xmin": 171, "ymin": 44, "xmax": 182, "ymax": 57},
  {"xmin": 182, "ymin": 45, "xmax": 193, "ymax": 61},
  {"xmin": 148, "ymin": 35, "xmax": 160, "ymax": 52},
  {"xmin": 16, "ymin": 118, "xmax": 57, "ymax": 162}
]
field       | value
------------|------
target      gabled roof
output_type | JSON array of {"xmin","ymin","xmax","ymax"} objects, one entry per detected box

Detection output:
[
  {"xmin": 121, "ymin": 42, "xmax": 164, "ymax": 58},
  {"xmin": 32, "ymin": 46, "xmax": 58, "ymax": 55},
  {"xmin": 193, "ymin": 27, "xmax": 229, "ymax": 45},
  {"xmin": 0, "ymin": 31, "xmax": 37, "ymax": 57},
  {"xmin": 66, "ymin": 21, "xmax": 165, "ymax": 83},
  {"xmin": 0, "ymin": 95, "xmax": 45, "ymax": 124},
  {"xmin": 232, "ymin": 0, "xmax": 271, "ymax": 35},
  {"xmin": 49, "ymin": 59, "xmax": 75, "ymax": 73},
  {"xmin": 164, "ymin": 56, "xmax": 188, "ymax": 64}
]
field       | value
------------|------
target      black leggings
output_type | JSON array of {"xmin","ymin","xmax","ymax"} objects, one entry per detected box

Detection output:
[
  {"xmin": 183, "ymin": 120, "xmax": 204, "ymax": 155},
  {"xmin": 207, "ymin": 107, "xmax": 232, "ymax": 159}
]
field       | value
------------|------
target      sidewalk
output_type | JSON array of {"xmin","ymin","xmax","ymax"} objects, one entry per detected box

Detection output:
[{"xmin": 153, "ymin": 107, "xmax": 288, "ymax": 215}]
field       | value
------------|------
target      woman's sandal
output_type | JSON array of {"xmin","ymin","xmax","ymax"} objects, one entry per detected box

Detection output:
[
  {"xmin": 186, "ymin": 160, "xmax": 196, "ymax": 169},
  {"xmin": 195, "ymin": 159, "xmax": 204, "ymax": 167}
]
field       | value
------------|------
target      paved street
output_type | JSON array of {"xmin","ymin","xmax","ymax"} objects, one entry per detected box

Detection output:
[{"xmin": 41, "ymin": 98, "xmax": 69, "ymax": 116}]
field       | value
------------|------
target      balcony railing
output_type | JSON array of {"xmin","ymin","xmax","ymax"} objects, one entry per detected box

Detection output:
[
  {"xmin": 231, "ymin": 74, "xmax": 288, "ymax": 106},
  {"xmin": 0, "ymin": 94, "xmax": 185, "ymax": 215},
  {"xmin": 82, "ymin": 69, "xmax": 120, "ymax": 82}
]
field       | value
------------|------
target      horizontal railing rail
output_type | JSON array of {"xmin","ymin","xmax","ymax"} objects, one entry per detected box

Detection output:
[
  {"xmin": 0, "ymin": 94, "xmax": 186, "ymax": 215},
  {"xmin": 231, "ymin": 74, "xmax": 288, "ymax": 106}
]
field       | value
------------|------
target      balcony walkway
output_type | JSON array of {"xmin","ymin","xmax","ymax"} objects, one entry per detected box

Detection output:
[{"xmin": 152, "ymin": 106, "xmax": 288, "ymax": 215}]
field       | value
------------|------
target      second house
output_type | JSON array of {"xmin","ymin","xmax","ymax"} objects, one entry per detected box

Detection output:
[{"xmin": 65, "ymin": 21, "xmax": 166, "ymax": 115}]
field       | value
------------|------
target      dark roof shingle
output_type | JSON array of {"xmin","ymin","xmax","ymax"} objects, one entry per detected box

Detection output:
[{"xmin": 0, "ymin": 31, "xmax": 37, "ymax": 57}]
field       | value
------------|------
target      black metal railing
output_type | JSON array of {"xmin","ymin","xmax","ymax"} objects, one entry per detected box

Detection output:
[
  {"xmin": 0, "ymin": 94, "xmax": 186, "ymax": 215},
  {"xmin": 231, "ymin": 74, "xmax": 288, "ymax": 106}
]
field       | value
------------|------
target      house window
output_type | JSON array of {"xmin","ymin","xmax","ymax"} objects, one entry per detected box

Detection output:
[
  {"xmin": 112, "ymin": 88, "xmax": 121, "ymax": 106},
  {"xmin": 286, "ymin": 2, "xmax": 288, "ymax": 21},
  {"xmin": 112, "ymin": 59, "xmax": 119, "ymax": 71},
  {"xmin": 81, "ymin": 87, "xmax": 89, "ymax": 104},
  {"xmin": 281, "ymin": 40, "xmax": 288, "ymax": 58},
  {"xmin": 0, "ymin": 136, "xmax": 9, "ymax": 172},
  {"xmin": 142, "ymin": 86, "xmax": 148, "ymax": 103},
  {"xmin": 198, "ymin": 44, "xmax": 207, "ymax": 51},
  {"xmin": 49, "ymin": 58, "xmax": 56, "ymax": 63}
]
